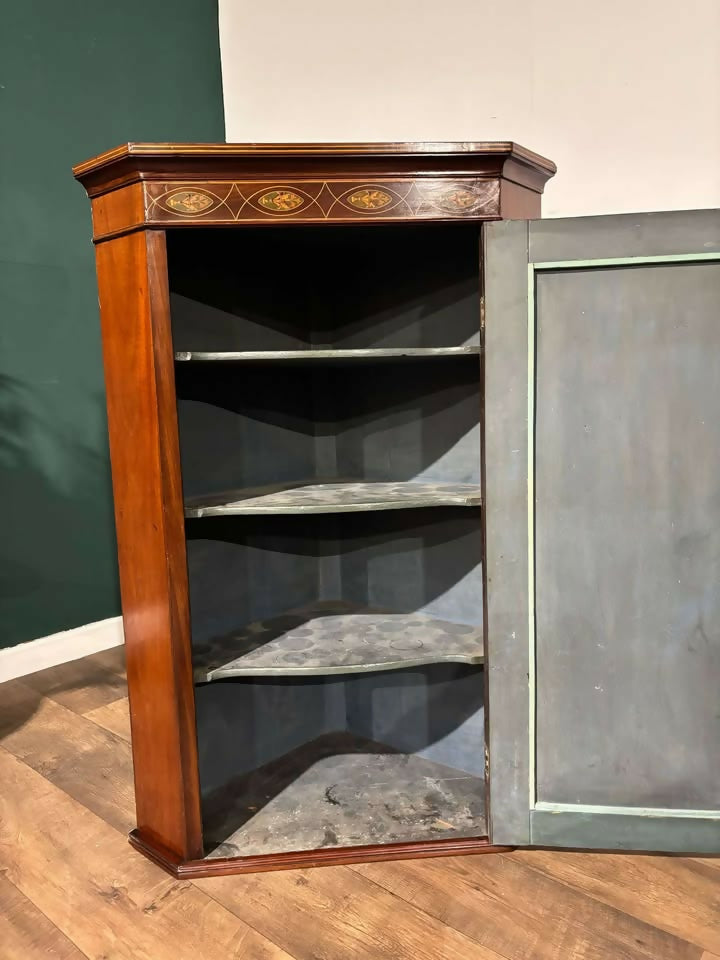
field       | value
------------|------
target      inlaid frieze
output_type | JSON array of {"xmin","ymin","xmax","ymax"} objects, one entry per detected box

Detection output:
[{"xmin": 144, "ymin": 178, "xmax": 500, "ymax": 225}]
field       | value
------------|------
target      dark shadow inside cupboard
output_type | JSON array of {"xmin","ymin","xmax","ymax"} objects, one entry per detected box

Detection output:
[{"xmin": 168, "ymin": 223, "xmax": 488, "ymax": 857}]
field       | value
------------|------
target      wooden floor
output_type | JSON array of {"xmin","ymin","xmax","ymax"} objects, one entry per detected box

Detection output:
[{"xmin": 1, "ymin": 648, "xmax": 719, "ymax": 960}]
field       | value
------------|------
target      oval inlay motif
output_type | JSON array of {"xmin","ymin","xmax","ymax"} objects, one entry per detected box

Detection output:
[
  {"xmin": 431, "ymin": 187, "xmax": 482, "ymax": 213},
  {"xmin": 258, "ymin": 190, "xmax": 304, "ymax": 212},
  {"xmin": 348, "ymin": 188, "xmax": 393, "ymax": 211},
  {"xmin": 165, "ymin": 191, "xmax": 215, "ymax": 214}
]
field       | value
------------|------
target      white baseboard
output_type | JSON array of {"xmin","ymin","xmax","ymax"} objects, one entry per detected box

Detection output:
[{"xmin": 0, "ymin": 616, "xmax": 125, "ymax": 683}]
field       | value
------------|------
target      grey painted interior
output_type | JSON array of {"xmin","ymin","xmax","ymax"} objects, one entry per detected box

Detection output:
[
  {"xmin": 535, "ymin": 259, "xmax": 720, "ymax": 809},
  {"xmin": 346, "ymin": 664, "xmax": 485, "ymax": 777},
  {"xmin": 483, "ymin": 219, "xmax": 532, "ymax": 845},
  {"xmin": 170, "ymin": 223, "xmax": 481, "ymax": 499},
  {"xmin": 176, "ymin": 346, "xmax": 481, "ymax": 361},
  {"xmin": 184, "ymin": 505, "xmax": 484, "ymax": 647},
  {"xmin": 168, "ymin": 224, "xmax": 481, "ymax": 351},
  {"xmin": 174, "ymin": 364, "xmax": 316, "ymax": 498},
  {"xmin": 193, "ymin": 601, "xmax": 484, "ymax": 680},
  {"xmin": 202, "ymin": 733, "xmax": 486, "ymax": 857},
  {"xmin": 194, "ymin": 667, "xmax": 485, "ymax": 791},
  {"xmin": 195, "ymin": 668, "xmax": 485, "ymax": 855},
  {"xmin": 183, "ymin": 480, "xmax": 482, "ymax": 517},
  {"xmin": 170, "ymin": 224, "xmax": 487, "ymax": 854},
  {"xmin": 174, "ymin": 357, "xmax": 481, "ymax": 499}
]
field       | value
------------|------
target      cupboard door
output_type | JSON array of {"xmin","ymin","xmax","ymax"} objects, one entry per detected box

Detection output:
[{"xmin": 484, "ymin": 210, "xmax": 720, "ymax": 852}]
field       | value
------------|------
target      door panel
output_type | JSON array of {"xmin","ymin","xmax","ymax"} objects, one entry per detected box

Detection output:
[
  {"xmin": 535, "ymin": 261, "xmax": 720, "ymax": 809},
  {"xmin": 484, "ymin": 210, "xmax": 720, "ymax": 851}
]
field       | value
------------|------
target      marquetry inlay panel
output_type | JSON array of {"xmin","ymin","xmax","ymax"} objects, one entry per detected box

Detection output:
[{"xmin": 144, "ymin": 179, "xmax": 500, "ymax": 225}]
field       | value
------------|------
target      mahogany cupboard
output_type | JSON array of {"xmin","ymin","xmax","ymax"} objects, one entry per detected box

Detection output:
[{"xmin": 73, "ymin": 143, "xmax": 720, "ymax": 878}]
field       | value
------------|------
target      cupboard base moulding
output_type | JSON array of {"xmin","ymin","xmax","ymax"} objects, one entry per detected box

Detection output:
[{"xmin": 128, "ymin": 830, "xmax": 510, "ymax": 879}]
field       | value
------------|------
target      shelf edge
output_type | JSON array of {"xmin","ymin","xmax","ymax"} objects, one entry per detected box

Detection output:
[
  {"xmin": 198, "ymin": 649, "xmax": 485, "ymax": 682},
  {"xmin": 175, "ymin": 346, "xmax": 481, "ymax": 362}
]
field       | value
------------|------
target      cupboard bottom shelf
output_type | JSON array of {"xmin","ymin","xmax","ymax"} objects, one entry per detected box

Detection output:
[{"xmin": 203, "ymin": 733, "xmax": 487, "ymax": 859}]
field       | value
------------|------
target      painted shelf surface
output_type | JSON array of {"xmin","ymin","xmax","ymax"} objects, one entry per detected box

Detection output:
[
  {"xmin": 193, "ymin": 601, "xmax": 484, "ymax": 681},
  {"xmin": 175, "ymin": 346, "xmax": 481, "ymax": 363},
  {"xmin": 184, "ymin": 480, "xmax": 482, "ymax": 517},
  {"xmin": 203, "ymin": 733, "xmax": 487, "ymax": 858}
]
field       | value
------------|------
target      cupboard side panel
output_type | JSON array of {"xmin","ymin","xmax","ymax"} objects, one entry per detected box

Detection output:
[{"xmin": 95, "ymin": 229, "xmax": 203, "ymax": 859}]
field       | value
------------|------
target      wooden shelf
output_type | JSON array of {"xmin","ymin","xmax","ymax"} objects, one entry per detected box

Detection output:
[
  {"xmin": 175, "ymin": 346, "xmax": 480, "ymax": 363},
  {"xmin": 184, "ymin": 480, "xmax": 482, "ymax": 517},
  {"xmin": 193, "ymin": 601, "xmax": 484, "ymax": 680},
  {"xmin": 203, "ymin": 733, "xmax": 487, "ymax": 857}
]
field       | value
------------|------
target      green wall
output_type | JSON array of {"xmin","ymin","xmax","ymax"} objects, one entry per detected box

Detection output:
[{"xmin": 0, "ymin": 2, "xmax": 225, "ymax": 647}]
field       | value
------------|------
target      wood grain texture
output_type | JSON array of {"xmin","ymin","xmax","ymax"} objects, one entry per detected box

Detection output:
[
  {"xmin": 90, "ymin": 181, "xmax": 146, "ymax": 240},
  {"xmin": 351, "ymin": 854, "xmax": 699, "ymax": 960},
  {"xmin": 0, "ymin": 749, "xmax": 290, "ymax": 960},
  {"xmin": 0, "ymin": 679, "xmax": 135, "ymax": 834},
  {"xmin": 510, "ymin": 850, "xmax": 720, "ymax": 954},
  {"xmin": 90, "ymin": 216, "xmax": 492, "ymax": 873},
  {"xmin": 131, "ymin": 830, "xmax": 503, "ymax": 879},
  {"xmin": 95, "ymin": 227, "xmax": 203, "ymax": 860},
  {"xmin": 73, "ymin": 140, "xmax": 556, "ymax": 192},
  {"xmin": 22, "ymin": 656, "xmax": 126, "ymax": 713},
  {"xmin": 72, "ymin": 141, "xmax": 554, "ymax": 239},
  {"xmin": 195, "ymin": 865, "xmax": 507, "ymax": 960},
  {"xmin": 144, "ymin": 178, "xmax": 503, "ymax": 227},
  {"xmin": 84, "ymin": 644, "xmax": 127, "ymax": 678},
  {"xmin": 1, "ymin": 653, "xmax": 717, "ymax": 959},
  {"xmin": 74, "ymin": 139, "xmax": 557, "ymax": 166},
  {"xmin": 74, "ymin": 142, "xmax": 541, "ymax": 875},
  {"xmin": 0, "ymin": 873, "xmax": 85, "ymax": 960},
  {"xmin": 84, "ymin": 696, "xmax": 132, "ymax": 742}
]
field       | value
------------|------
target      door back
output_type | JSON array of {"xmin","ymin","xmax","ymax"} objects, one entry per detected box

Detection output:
[{"xmin": 484, "ymin": 210, "xmax": 720, "ymax": 851}]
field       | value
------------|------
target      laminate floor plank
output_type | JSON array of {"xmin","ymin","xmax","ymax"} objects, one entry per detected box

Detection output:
[
  {"xmin": 196, "ymin": 866, "xmax": 506, "ymax": 960},
  {"xmin": 0, "ymin": 749, "xmax": 293, "ymax": 960},
  {"xmin": 352, "ymin": 853, "xmax": 701, "ymax": 960},
  {"xmin": 83, "ymin": 644, "xmax": 126, "ymax": 680},
  {"xmin": 22, "ymin": 657, "xmax": 127, "ymax": 714},
  {"xmin": 509, "ymin": 850, "xmax": 720, "ymax": 955},
  {"xmin": 0, "ymin": 872, "xmax": 88, "ymax": 960},
  {"xmin": 3, "ymin": 652, "xmax": 719, "ymax": 960},
  {"xmin": 83, "ymin": 696, "xmax": 131, "ymax": 742},
  {"xmin": 0, "ymin": 679, "xmax": 135, "ymax": 834}
]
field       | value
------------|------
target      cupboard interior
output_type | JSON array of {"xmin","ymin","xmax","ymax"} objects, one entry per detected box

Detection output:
[
  {"xmin": 168, "ymin": 223, "xmax": 488, "ymax": 856},
  {"xmin": 168, "ymin": 223, "xmax": 481, "ymax": 352}
]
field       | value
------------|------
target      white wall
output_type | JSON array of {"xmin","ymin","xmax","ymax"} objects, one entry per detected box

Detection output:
[{"xmin": 218, "ymin": 0, "xmax": 720, "ymax": 217}]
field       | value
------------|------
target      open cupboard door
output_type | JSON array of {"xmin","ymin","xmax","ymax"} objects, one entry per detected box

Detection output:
[{"xmin": 484, "ymin": 210, "xmax": 720, "ymax": 852}]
